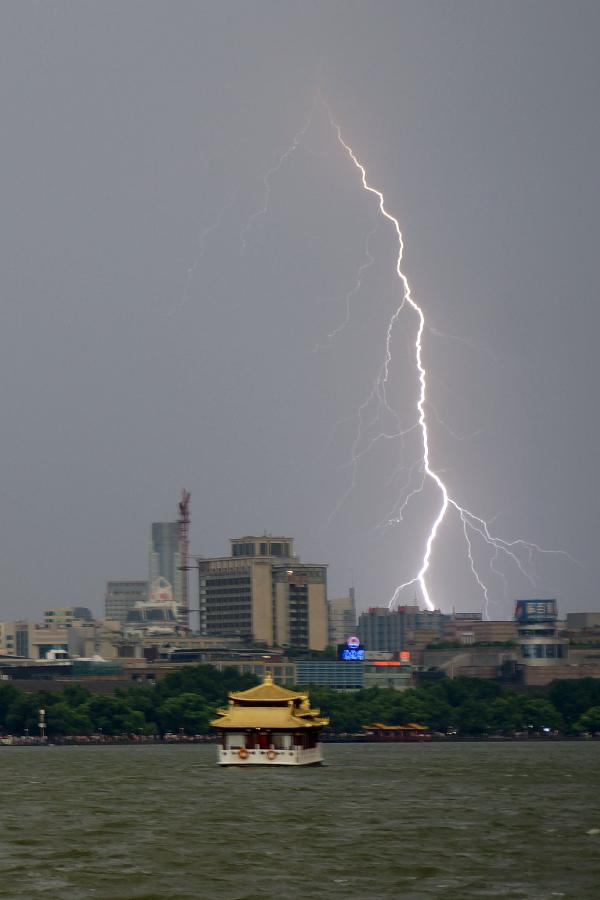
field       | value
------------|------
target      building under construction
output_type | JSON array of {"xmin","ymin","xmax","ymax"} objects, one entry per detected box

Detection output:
[{"xmin": 148, "ymin": 489, "xmax": 191, "ymax": 631}]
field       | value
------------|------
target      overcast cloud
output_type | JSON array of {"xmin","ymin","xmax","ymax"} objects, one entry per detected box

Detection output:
[{"xmin": 1, "ymin": 1, "xmax": 599, "ymax": 620}]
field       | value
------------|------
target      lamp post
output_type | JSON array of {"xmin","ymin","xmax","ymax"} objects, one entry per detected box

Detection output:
[{"xmin": 38, "ymin": 709, "xmax": 46, "ymax": 743}]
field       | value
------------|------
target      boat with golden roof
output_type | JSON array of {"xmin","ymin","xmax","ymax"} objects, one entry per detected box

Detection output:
[{"xmin": 211, "ymin": 673, "xmax": 328, "ymax": 765}]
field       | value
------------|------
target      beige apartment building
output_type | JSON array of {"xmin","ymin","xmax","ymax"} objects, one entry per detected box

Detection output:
[
  {"xmin": 0, "ymin": 620, "xmax": 70, "ymax": 659},
  {"xmin": 196, "ymin": 536, "xmax": 328, "ymax": 650}
]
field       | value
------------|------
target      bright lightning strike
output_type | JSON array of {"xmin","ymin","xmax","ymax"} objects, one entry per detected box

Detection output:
[
  {"xmin": 322, "ymin": 96, "xmax": 447, "ymax": 611},
  {"xmin": 201, "ymin": 91, "xmax": 577, "ymax": 617},
  {"xmin": 320, "ymin": 94, "xmax": 578, "ymax": 614}
]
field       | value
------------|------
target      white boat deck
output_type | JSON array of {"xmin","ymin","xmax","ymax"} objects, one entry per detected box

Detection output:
[{"xmin": 218, "ymin": 745, "xmax": 323, "ymax": 766}]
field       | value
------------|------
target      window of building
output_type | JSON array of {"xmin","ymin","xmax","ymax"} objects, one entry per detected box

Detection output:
[{"xmin": 232, "ymin": 542, "xmax": 255, "ymax": 557}]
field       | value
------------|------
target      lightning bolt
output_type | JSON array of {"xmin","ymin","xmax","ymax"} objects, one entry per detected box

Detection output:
[
  {"xmin": 241, "ymin": 104, "xmax": 315, "ymax": 250},
  {"xmin": 321, "ymin": 96, "xmax": 446, "ymax": 611},
  {"xmin": 214, "ymin": 90, "xmax": 577, "ymax": 617},
  {"xmin": 320, "ymin": 94, "xmax": 579, "ymax": 615},
  {"xmin": 168, "ymin": 198, "xmax": 234, "ymax": 318},
  {"xmin": 315, "ymin": 220, "xmax": 379, "ymax": 350}
]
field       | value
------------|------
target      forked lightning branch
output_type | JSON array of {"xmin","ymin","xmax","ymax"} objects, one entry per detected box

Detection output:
[{"xmin": 231, "ymin": 93, "xmax": 576, "ymax": 616}]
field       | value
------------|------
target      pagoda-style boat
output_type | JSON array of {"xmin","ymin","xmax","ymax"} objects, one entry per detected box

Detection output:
[{"xmin": 211, "ymin": 674, "xmax": 328, "ymax": 765}]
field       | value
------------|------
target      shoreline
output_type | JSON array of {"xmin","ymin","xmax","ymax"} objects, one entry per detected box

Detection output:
[{"xmin": 2, "ymin": 733, "xmax": 598, "ymax": 746}]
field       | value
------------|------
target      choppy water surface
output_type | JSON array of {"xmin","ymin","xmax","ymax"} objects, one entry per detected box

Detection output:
[{"xmin": 0, "ymin": 743, "xmax": 598, "ymax": 898}]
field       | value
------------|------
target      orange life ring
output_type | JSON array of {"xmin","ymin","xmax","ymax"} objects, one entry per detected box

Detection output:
[
  {"xmin": 238, "ymin": 747, "xmax": 249, "ymax": 759},
  {"xmin": 267, "ymin": 749, "xmax": 277, "ymax": 760}
]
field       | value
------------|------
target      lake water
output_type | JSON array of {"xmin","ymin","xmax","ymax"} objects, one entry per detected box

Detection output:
[{"xmin": 0, "ymin": 743, "xmax": 598, "ymax": 898}]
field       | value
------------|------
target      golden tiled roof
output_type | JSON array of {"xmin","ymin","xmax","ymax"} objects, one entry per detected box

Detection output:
[
  {"xmin": 210, "ymin": 705, "xmax": 328, "ymax": 730},
  {"xmin": 211, "ymin": 673, "xmax": 329, "ymax": 730},
  {"xmin": 228, "ymin": 673, "xmax": 304, "ymax": 704}
]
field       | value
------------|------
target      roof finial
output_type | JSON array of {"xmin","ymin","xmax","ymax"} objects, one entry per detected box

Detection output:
[{"xmin": 263, "ymin": 672, "xmax": 273, "ymax": 684}]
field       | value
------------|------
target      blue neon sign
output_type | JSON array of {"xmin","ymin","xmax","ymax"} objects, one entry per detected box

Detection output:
[
  {"xmin": 341, "ymin": 647, "xmax": 365, "ymax": 661},
  {"xmin": 339, "ymin": 636, "xmax": 365, "ymax": 661}
]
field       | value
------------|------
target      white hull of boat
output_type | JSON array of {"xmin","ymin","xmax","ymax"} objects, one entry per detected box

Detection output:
[{"xmin": 218, "ymin": 746, "xmax": 324, "ymax": 766}]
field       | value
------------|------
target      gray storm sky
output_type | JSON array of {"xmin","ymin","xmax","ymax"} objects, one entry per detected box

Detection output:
[{"xmin": 1, "ymin": 0, "xmax": 598, "ymax": 620}]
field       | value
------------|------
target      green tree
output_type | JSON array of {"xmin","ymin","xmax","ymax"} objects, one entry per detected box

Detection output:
[
  {"xmin": 0, "ymin": 683, "xmax": 19, "ymax": 729},
  {"xmin": 46, "ymin": 701, "xmax": 93, "ymax": 736},
  {"xmin": 574, "ymin": 706, "xmax": 600, "ymax": 734},
  {"xmin": 457, "ymin": 699, "xmax": 493, "ymax": 735},
  {"xmin": 5, "ymin": 692, "xmax": 42, "ymax": 735},
  {"xmin": 61, "ymin": 683, "xmax": 91, "ymax": 707},
  {"xmin": 487, "ymin": 697, "xmax": 523, "ymax": 734},
  {"xmin": 549, "ymin": 679, "xmax": 600, "ymax": 730},
  {"xmin": 157, "ymin": 693, "xmax": 212, "ymax": 735},
  {"xmin": 156, "ymin": 665, "xmax": 257, "ymax": 706},
  {"xmin": 522, "ymin": 699, "xmax": 563, "ymax": 732},
  {"xmin": 417, "ymin": 696, "xmax": 454, "ymax": 732},
  {"xmin": 87, "ymin": 695, "xmax": 148, "ymax": 735}
]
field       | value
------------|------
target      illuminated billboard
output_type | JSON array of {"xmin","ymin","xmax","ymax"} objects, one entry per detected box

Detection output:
[
  {"xmin": 514, "ymin": 599, "xmax": 558, "ymax": 623},
  {"xmin": 339, "ymin": 635, "xmax": 365, "ymax": 661}
]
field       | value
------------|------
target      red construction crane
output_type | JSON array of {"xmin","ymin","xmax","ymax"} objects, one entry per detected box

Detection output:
[{"xmin": 177, "ymin": 489, "xmax": 191, "ymax": 631}]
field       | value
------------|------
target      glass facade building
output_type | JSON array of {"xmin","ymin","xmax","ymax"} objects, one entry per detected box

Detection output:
[{"xmin": 149, "ymin": 522, "xmax": 182, "ymax": 607}]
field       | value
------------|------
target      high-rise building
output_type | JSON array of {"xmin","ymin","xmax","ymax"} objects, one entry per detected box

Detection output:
[
  {"xmin": 196, "ymin": 536, "xmax": 328, "ymax": 650},
  {"xmin": 105, "ymin": 581, "xmax": 148, "ymax": 623},
  {"xmin": 328, "ymin": 590, "xmax": 357, "ymax": 647},
  {"xmin": 149, "ymin": 522, "xmax": 182, "ymax": 608}
]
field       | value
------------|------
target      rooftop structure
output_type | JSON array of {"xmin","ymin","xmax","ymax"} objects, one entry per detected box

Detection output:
[
  {"xmin": 514, "ymin": 599, "xmax": 568, "ymax": 666},
  {"xmin": 124, "ymin": 580, "xmax": 179, "ymax": 637},
  {"xmin": 211, "ymin": 673, "xmax": 328, "ymax": 765},
  {"xmin": 105, "ymin": 581, "xmax": 148, "ymax": 623},
  {"xmin": 43, "ymin": 607, "xmax": 93, "ymax": 627}
]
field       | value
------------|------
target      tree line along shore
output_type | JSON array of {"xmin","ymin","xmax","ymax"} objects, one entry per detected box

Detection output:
[{"xmin": 1, "ymin": 665, "xmax": 600, "ymax": 740}]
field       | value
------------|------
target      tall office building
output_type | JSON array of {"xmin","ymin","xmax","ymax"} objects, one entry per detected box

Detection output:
[
  {"xmin": 196, "ymin": 536, "xmax": 328, "ymax": 650},
  {"xmin": 328, "ymin": 590, "xmax": 357, "ymax": 647},
  {"xmin": 149, "ymin": 522, "xmax": 182, "ymax": 608},
  {"xmin": 105, "ymin": 581, "xmax": 149, "ymax": 623}
]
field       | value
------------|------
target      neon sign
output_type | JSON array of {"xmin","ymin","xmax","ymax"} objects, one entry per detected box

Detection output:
[{"xmin": 339, "ymin": 636, "xmax": 365, "ymax": 661}]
